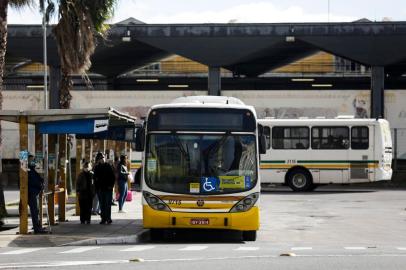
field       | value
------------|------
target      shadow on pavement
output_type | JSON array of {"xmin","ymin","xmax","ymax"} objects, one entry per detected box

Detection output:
[
  {"xmin": 261, "ymin": 188, "xmax": 377, "ymax": 195},
  {"xmin": 4, "ymin": 218, "xmax": 144, "ymax": 247},
  {"xmin": 144, "ymin": 229, "xmax": 244, "ymax": 244}
]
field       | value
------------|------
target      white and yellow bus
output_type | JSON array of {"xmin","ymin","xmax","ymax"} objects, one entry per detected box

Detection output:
[
  {"xmin": 259, "ymin": 117, "xmax": 393, "ymax": 192},
  {"xmin": 134, "ymin": 96, "xmax": 266, "ymax": 241}
]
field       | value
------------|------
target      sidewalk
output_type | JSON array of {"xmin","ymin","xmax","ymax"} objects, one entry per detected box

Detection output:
[{"xmin": 0, "ymin": 191, "xmax": 145, "ymax": 247}]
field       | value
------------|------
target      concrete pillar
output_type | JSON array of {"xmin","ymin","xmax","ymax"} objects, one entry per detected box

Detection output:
[
  {"xmin": 19, "ymin": 116, "xmax": 28, "ymax": 234},
  {"xmin": 208, "ymin": 67, "xmax": 221, "ymax": 96},
  {"xmin": 371, "ymin": 66, "xmax": 385, "ymax": 118},
  {"xmin": 49, "ymin": 66, "xmax": 61, "ymax": 109}
]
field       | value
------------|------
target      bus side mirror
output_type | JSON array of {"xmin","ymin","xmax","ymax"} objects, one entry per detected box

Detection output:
[
  {"xmin": 135, "ymin": 127, "xmax": 145, "ymax": 152},
  {"xmin": 258, "ymin": 124, "xmax": 267, "ymax": 154},
  {"xmin": 263, "ymin": 126, "xmax": 271, "ymax": 150},
  {"xmin": 259, "ymin": 135, "xmax": 267, "ymax": 154}
]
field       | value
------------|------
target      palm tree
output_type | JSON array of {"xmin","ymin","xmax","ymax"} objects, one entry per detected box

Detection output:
[
  {"xmin": 51, "ymin": 0, "xmax": 117, "ymax": 108},
  {"xmin": 0, "ymin": 0, "xmax": 34, "ymax": 226}
]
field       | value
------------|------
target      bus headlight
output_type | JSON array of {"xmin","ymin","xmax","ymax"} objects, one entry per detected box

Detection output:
[
  {"xmin": 143, "ymin": 191, "xmax": 171, "ymax": 212},
  {"xmin": 230, "ymin": 193, "xmax": 259, "ymax": 213}
]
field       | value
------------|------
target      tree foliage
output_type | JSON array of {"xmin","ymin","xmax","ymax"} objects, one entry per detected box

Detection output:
[{"xmin": 48, "ymin": 0, "xmax": 117, "ymax": 108}]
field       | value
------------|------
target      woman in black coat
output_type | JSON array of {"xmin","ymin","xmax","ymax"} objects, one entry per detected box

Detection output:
[{"xmin": 76, "ymin": 161, "xmax": 94, "ymax": 224}]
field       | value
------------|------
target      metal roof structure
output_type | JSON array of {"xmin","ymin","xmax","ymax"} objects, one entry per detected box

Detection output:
[
  {"xmin": 7, "ymin": 20, "xmax": 406, "ymax": 78},
  {"xmin": 6, "ymin": 19, "xmax": 405, "ymax": 118}
]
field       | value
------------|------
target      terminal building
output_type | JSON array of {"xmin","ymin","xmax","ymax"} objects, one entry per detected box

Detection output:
[{"xmin": 3, "ymin": 18, "xmax": 406, "ymax": 184}]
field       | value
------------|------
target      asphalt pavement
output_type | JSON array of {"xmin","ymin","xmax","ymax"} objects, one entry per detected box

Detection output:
[
  {"xmin": 0, "ymin": 242, "xmax": 405, "ymax": 269},
  {"xmin": 1, "ymin": 186, "xmax": 406, "ymax": 269}
]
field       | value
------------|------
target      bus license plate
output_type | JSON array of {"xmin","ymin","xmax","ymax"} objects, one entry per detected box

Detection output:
[{"xmin": 190, "ymin": 218, "xmax": 209, "ymax": 225}]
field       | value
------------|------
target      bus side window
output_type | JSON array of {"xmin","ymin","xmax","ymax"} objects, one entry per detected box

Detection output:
[
  {"xmin": 264, "ymin": 126, "xmax": 271, "ymax": 149},
  {"xmin": 312, "ymin": 126, "xmax": 349, "ymax": 149},
  {"xmin": 351, "ymin": 126, "xmax": 369, "ymax": 149}
]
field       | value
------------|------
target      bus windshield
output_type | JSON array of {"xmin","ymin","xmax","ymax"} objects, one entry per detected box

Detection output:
[{"xmin": 145, "ymin": 134, "xmax": 257, "ymax": 195}]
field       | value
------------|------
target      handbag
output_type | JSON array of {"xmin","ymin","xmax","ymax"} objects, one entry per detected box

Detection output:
[{"xmin": 126, "ymin": 191, "xmax": 133, "ymax": 202}]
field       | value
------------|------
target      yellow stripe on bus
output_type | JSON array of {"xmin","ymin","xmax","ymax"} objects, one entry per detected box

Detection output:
[
  {"xmin": 159, "ymin": 195, "xmax": 244, "ymax": 201},
  {"xmin": 260, "ymin": 164, "xmax": 379, "ymax": 169},
  {"xmin": 131, "ymin": 164, "xmax": 142, "ymax": 169},
  {"xmin": 166, "ymin": 203, "xmax": 234, "ymax": 209}
]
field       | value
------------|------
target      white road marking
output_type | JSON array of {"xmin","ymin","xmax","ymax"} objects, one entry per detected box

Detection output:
[
  {"xmin": 0, "ymin": 260, "xmax": 128, "ymax": 269},
  {"xmin": 397, "ymin": 247, "xmax": 406, "ymax": 251},
  {"xmin": 234, "ymin": 247, "xmax": 260, "ymax": 251},
  {"xmin": 291, "ymin": 247, "xmax": 313, "ymax": 251},
  {"xmin": 60, "ymin": 247, "xmax": 100, "ymax": 254},
  {"xmin": 0, "ymin": 248, "xmax": 44, "ymax": 255},
  {"xmin": 143, "ymin": 254, "xmax": 406, "ymax": 262},
  {"xmin": 2, "ymin": 253, "xmax": 406, "ymax": 268},
  {"xmin": 344, "ymin": 247, "xmax": 366, "ymax": 250},
  {"xmin": 121, "ymin": 246, "xmax": 156, "ymax": 252},
  {"xmin": 179, "ymin": 246, "xmax": 208, "ymax": 251}
]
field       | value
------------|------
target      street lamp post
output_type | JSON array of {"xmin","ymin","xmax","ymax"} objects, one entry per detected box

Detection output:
[
  {"xmin": 328, "ymin": 0, "xmax": 331, "ymax": 23},
  {"xmin": 42, "ymin": 7, "xmax": 49, "ymax": 189}
]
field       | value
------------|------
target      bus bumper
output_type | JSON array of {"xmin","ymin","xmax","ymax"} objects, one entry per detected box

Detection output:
[
  {"xmin": 375, "ymin": 167, "xmax": 393, "ymax": 181},
  {"xmin": 143, "ymin": 205, "xmax": 259, "ymax": 231}
]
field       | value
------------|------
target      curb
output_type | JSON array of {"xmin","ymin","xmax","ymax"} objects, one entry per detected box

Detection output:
[
  {"xmin": 61, "ymin": 229, "xmax": 149, "ymax": 246},
  {"xmin": 5, "ymin": 200, "xmax": 19, "ymax": 207}
]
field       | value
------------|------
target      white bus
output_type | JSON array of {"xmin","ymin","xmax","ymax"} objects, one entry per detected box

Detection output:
[
  {"xmin": 134, "ymin": 96, "xmax": 267, "ymax": 241},
  {"xmin": 259, "ymin": 117, "xmax": 393, "ymax": 191}
]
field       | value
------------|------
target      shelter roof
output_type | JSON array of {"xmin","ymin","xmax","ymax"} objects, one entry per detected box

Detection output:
[{"xmin": 0, "ymin": 108, "xmax": 136, "ymax": 124}]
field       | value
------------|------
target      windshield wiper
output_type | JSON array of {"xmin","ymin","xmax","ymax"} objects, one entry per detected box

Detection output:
[
  {"xmin": 205, "ymin": 134, "xmax": 230, "ymax": 156},
  {"xmin": 172, "ymin": 134, "xmax": 190, "ymax": 162}
]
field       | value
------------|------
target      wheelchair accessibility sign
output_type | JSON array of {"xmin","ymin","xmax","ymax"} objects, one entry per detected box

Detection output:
[{"xmin": 201, "ymin": 177, "xmax": 219, "ymax": 192}]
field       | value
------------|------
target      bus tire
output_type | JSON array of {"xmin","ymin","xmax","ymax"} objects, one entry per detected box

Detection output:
[
  {"xmin": 242, "ymin": 230, "xmax": 257, "ymax": 241},
  {"xmin": 287, "ymin": 168, "xmax": 313, "ymax": 192},
  {"xmin": 150, "ymin": 229, "xmax": 164, "ymax": 241}
]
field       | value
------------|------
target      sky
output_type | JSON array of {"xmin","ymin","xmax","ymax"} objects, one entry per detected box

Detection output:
[{"xmin": 8, "ymin": 0, "xmax": 406, "ymax": 24}]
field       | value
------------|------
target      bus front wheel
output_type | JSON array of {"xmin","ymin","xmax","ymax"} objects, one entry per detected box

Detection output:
[
  {"xmin": 287, "ymin": 168, "xmax": 313, "ymax": 192},
  {"xmin": 242, "ymin": 230, "xmax": 257, "ymax": 241},
  {"xmin": 150, "ymin": 229, "xmax": 164, "ymax": 241}
]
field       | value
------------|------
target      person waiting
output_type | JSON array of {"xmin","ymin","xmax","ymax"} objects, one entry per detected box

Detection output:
[
  {"xmin": 93, "ymin": 152, "xmax": 115, "ymax": 224},
  {"xmin": 76, "ymin": 161, "xmax": 94, "ymax": 224},
  {"xmin": 117, "ymin": 155, "xmax": 130, "ymax": 213},
  {"xmin": 27, "ymin": 155, "xmax": 47, "ymax": 234}
]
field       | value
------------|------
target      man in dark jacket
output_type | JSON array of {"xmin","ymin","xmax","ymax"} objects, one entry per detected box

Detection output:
[
  {"xmin": 27, "ymin": 155, "xmax": 46, "ymax": 234},
  {"xmin": 93, "ymin": 152, "xmax": 115, "ymax": 224}
]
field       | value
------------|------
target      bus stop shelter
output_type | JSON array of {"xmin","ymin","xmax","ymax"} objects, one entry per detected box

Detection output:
[{"xmin": 0, "ymin": 108, "xmax": 137, "ymax": 234}]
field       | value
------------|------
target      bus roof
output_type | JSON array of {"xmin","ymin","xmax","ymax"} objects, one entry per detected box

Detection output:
[
  {"xmin": 171, "ymin": 96, "xmax": 245, "ymax": 105},
  {"xmin": 259, "ymin": 118, "xmax": 389, "ymax": 125},
  {"xmin": 150, "ymin": 96, "xmax": 256, "ymax": 113}
]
